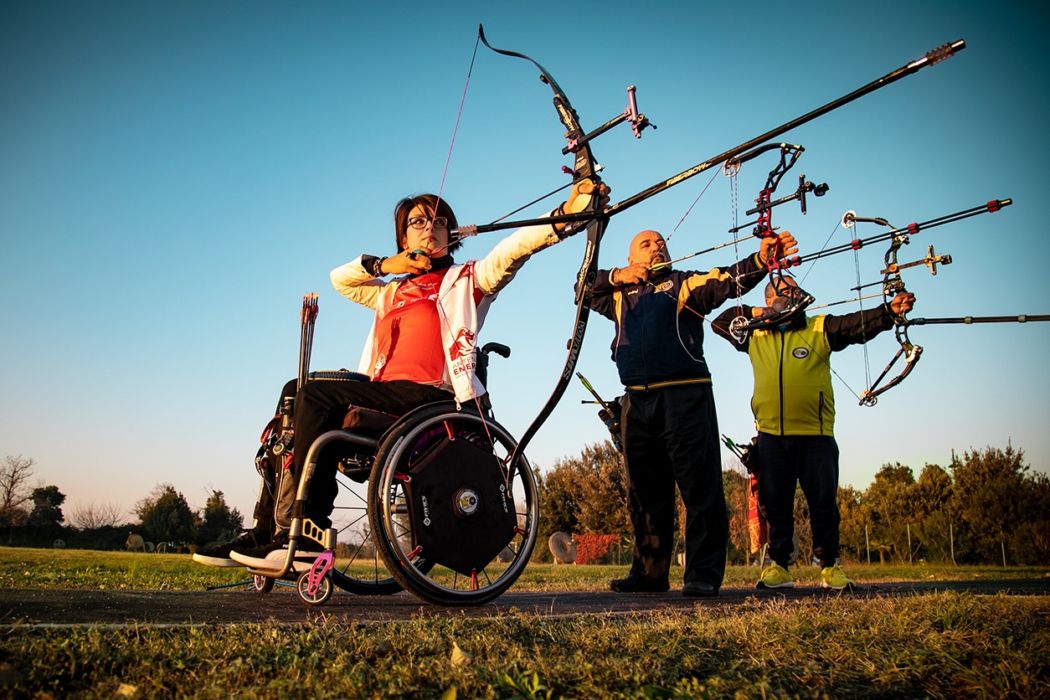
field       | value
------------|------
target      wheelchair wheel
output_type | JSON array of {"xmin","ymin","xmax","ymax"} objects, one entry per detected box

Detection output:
[
  {"xmin": 367, "ymin": 403, "xmax": 539, "ymax": 605},
  {"xmin": 328, "ymin": 464, "xmax": 402, "ymax": 595},
  {"xmin": 251, "ymin": 574, "xmax": 274, "ymax": 594}
]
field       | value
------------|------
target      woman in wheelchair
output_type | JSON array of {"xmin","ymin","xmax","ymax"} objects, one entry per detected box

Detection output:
[{"xmin": 194, "ymin": 179, "xmax": 607, "ymax": 575}]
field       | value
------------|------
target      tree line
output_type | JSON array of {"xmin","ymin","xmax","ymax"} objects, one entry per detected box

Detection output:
[
  {"xmin": 538, "ymin": 443, "xmax": 1049, "ymax": 566},
  {"xmin": 0, "ymin": 455, "xmax": 244, "ymax": 551},
  {"xmin": 3, "ymin": 443, "xmax": 1047, "ymax": 565}
]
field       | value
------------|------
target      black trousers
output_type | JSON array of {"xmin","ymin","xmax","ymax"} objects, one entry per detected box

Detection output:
[
  {"xmin": 621, "ymin": 382, "xmax": 728, "ymax": 588},
  {"xmin": 753, "ymin": 432, "xmax": 840, "ymax": 568},
  {"xmin": 289, "ymin": 375, "xmax": 452, "ymax": 527},
  {"xmin": 262, "ymin": 375, "xmax": 451, "ymax": 528}
]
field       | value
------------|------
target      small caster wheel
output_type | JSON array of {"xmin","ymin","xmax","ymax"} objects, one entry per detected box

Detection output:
[
  {"xmin": 297, "ymin": 570, "xmax": 333, "ymax": 606},
  {"xmin": 251, "ymin": 574, "xmax": 274, "ymax": 594}
]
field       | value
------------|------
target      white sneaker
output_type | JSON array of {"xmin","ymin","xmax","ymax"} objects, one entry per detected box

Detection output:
[{"xmin": 231, "ymin": 546, "xmax": 321, "ymax": 573}]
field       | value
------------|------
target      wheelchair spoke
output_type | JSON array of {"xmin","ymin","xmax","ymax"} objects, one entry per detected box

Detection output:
[
  {"xmin": 337, "ymin": 480, "xmax": 367, "ymax": 503},
  {"xmin": 326, "ymin": 467, "xmax": 401, "ymax": 594}
]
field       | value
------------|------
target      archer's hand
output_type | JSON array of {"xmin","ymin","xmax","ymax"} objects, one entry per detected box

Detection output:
[
  {"xmin": 555, "ymin": 178, "xmax": 611, "ymax": 234},
  {"xmin": 611, "ymin": 262, "xmax": 649, "ymax": 286},
  {"xmin": 381, "ymin": 249, "xmax": 432, "ymax": 276},
  {"xmin": 758, "ymin": 231, "xmax": 799, "ymax": 266},
  {"xmin": 890, "ymin": 291, "xmax": 915, "ymax": 316}
]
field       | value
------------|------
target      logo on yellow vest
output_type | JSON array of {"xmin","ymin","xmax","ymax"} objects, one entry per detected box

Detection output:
[{"xmin": 791, "ymin": 347, "xmax": 809, "ymax": 359}]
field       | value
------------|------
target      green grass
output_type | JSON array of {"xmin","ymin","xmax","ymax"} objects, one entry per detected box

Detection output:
[
  {"xmin": 1, "ymin": 593, "xmax": 1047, "ymax": 698},
  {"xmin": 0, "ymin": 546, "xmax": 1046, "ymax": 591},
  {"xmin": 1, "ymin": 548, "xmax": 1047, "ymax": 697}
]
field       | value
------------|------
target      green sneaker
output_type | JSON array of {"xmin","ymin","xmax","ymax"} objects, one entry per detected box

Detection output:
[
  {"xmin": 756, "ymin": 563, "xmax": 794, "ymax": 589},
  {"xmin": 820, "ymin": 564, "xmax": 854, "ymax": 590}
]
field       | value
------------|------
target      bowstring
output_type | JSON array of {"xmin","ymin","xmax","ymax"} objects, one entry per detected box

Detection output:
[
  {"xmin": 794, "ymin": 213, "xmax": 876, "ymax": 403},
  {"xmin": 395, "ymin": 32, "xmax": 496, "ymax": 436},
  {"xmin": 666, "ymin": 167, "xmax": 722, "ymax": 243},
  {"xmin": 432, "ymin": 31, "xmax": 482, "ymax": 227},
  {"xmin": 727, "ymin": 160, "xmax": 745, "ymax": 323},
  {"xmin": 851, "ymin": 222, "xmax": 872, "ymax": 390},
  {"xmin": 796, "ymin": 207, "xmax": 875, "ymax": 394}
]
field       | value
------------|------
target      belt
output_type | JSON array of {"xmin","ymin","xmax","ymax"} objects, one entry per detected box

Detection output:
[{"xmin": 625, "ymin": 377, "xmax": 711, "ymax": 392}]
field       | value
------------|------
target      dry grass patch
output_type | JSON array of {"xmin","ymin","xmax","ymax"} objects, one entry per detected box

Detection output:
[{"xmin": 1, "ymin": 592, "xmax": 1046, "ymax": 698}]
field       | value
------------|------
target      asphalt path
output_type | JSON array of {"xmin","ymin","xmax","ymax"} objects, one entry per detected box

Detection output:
[{"xmin": 1, "ymin": 579, "xmax": 1047, "ymax": 628}]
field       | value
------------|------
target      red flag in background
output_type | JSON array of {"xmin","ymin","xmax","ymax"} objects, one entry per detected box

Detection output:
[{"xmin": 747, "ymin": 473, "xmax": 767, "ymax": 555}]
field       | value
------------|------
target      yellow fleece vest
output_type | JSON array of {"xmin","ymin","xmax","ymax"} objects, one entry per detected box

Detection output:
[{"xmin": 748, "ymin": 315, "xmax": 835, "ymax": 436}]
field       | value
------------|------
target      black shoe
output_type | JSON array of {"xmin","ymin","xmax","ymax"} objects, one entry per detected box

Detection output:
[
  {"xmin": 609, "ymin": 575, "xmax": 670, "ymax": 593},
  {"xmin": 192, "ymin": 528, "xmax": 272, "ymax": 568},
  {"xmin": 682, "ymin": 581, "xmax": 718, "ymax": 597}
]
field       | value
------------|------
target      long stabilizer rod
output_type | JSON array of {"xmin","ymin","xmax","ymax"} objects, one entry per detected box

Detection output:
[
  {"xmin": 904, "ymin": 315, "xmax": 1050, "ymax": 326},
  {"xmin": 455, "ymin": 39, "xmax": 965, "ymax": 236}
]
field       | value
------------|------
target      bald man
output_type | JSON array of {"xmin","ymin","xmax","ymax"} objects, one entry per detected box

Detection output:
[{"xmin": 587, "ymin": 229, "xmax": 796, "ymax": 596}]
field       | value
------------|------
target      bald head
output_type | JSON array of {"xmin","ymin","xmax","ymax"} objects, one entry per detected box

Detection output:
[{"xmin": 628, "ymin": 230, "xmax": 669, "ymax": 268}]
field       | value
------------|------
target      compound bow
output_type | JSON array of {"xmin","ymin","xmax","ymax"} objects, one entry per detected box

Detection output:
[
  {"xmin": 827, "ymin": 199, "xmax": 1013, "ymax": 404},
  {"xmin": 720, "ymin": 142, "xmax": 827, "ymax": 341}
]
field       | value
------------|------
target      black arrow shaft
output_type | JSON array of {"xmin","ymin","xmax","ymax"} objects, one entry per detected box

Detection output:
[{"xmin": 607, "ymin": 41, "xmax": 964, "ymax": 219}]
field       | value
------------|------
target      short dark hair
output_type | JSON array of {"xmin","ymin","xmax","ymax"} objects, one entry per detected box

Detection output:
[{"xmin": 393, "ymin": 194, "xmax": 461, "ymax": 254}]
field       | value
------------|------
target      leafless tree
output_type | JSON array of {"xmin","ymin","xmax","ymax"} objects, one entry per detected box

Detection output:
[
  {"xmin": 0, "ymin": 455, "xmax": 35, "ymax": 527},
  {"xmin": 69, "ymin": 501, "xmax": 126, "ymax": 530}
]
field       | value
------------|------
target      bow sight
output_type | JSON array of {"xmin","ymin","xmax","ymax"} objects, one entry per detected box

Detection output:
[{"xmin": 562, "ymin": 85, "xmax": 655, "ymax": 155}]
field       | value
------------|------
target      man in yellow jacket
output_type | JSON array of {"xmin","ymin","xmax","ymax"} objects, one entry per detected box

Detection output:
[{"xmin": 712, "ymin": 275, "xmax": 914, "ymax": 590}]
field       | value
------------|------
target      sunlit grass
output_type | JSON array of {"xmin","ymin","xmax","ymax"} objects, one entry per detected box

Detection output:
[
  {"xmin": 1, "ymin": 592, "xmax": 1046, "ymax": 697},
  {"xmin": 1, "ymin": 546, "xmax": 1046, "ymax": 591}
]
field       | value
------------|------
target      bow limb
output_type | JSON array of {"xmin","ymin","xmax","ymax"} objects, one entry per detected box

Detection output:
[
  {"xmin": 477, "ymin": 25, "xmax": 607, "ymax": 465},
  {"xmin": 477, "ymin": 26, "xmax": 599, "ymax": 185},
  {"xmin": 857, "ymin": 225, "xmax": 921, "ymax": 406},
  {"xmin": 858, "ymin": 327, "xmax": 923, "ymax": 406}
]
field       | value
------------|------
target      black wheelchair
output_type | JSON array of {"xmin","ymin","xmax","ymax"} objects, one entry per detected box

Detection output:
[{"xmin": 243, "ymin": 343, "xmax": 540, "ymax": 606}]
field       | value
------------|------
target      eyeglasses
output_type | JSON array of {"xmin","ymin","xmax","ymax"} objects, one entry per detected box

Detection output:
[{"xmin": 406, "ymin": 215, "xmax": 448, "ymax": 230}]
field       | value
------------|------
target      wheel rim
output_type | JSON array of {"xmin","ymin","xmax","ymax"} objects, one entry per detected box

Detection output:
[
  {"xmin": 252, "ymin": 574, "xmax": 274, "ymax": 594},
  {"xmin": 297, "ymin": 571, "xmax": 332, "ymax": 605}
]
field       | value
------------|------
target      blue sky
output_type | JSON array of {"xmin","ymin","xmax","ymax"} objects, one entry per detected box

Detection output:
[{"xmin": 2, "ymin": 0, "xmax": 1047, "ymax": 523}]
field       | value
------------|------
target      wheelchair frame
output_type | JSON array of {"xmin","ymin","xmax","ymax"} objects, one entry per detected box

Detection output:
[{"xmin": 244, "ymin": 346, "xmax": 540, "ymax": 606}]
